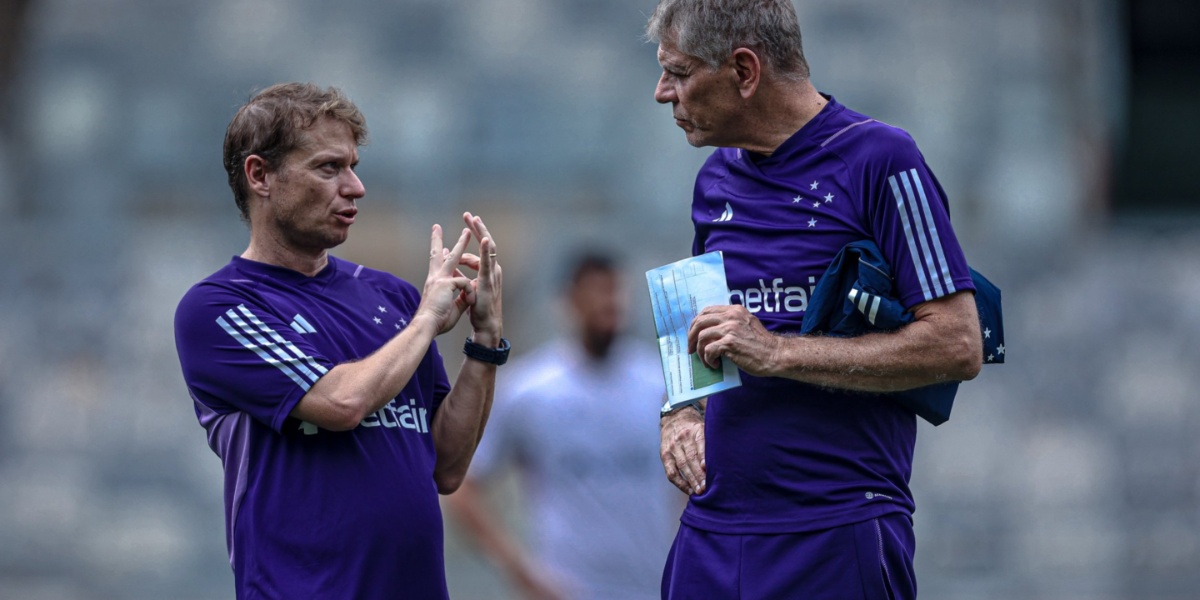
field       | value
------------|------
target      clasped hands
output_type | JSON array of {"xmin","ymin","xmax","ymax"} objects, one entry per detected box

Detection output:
[{"xmin": 416, "ymin": 211, "xmax": 503, "ymax": 343}]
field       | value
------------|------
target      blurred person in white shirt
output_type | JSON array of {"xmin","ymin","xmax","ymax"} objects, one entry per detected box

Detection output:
[{"xmin": 447, "ymin": 250, "xmax": 678, "ymax": 600}]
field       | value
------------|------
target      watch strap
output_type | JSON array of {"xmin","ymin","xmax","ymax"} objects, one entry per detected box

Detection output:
[{"xmin": 463, "ymin": 337, "xmax": 511, "ymax": 365}]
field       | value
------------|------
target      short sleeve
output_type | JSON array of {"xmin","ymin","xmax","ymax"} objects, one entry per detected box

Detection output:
[
  {"xmin": 174, "ymin": 283, "xmax": 336, "ymax": 433},
  {"xmin": 859, "ymin": 127, "xmax": 975, "ymax": 309}
]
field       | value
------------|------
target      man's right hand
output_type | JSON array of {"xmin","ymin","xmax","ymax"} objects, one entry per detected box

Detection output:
[
  {"xmin": 415, "ymin": 224, "xmax": 474, "ymax": 335},
  {"xmin": 660, "ymin": 404, "xmax": 706, "ymax": 495}
]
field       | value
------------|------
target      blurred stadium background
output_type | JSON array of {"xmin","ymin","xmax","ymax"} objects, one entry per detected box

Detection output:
[{"xmin": 0, "ymin": 0, "xmax": 1197, "ymax": 598}]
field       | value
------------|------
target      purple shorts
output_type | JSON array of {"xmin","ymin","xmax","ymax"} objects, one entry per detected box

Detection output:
[{"xmin": 661, "ymin": 513, "xmax": 916, "ymax": 600}]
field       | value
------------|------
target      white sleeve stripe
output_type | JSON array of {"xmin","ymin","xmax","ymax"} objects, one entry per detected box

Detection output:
[
  {"xmin": 226, "ymin": 308, "xmax": 324, "ymax": 382},
  {"xmin": 908, "ymin": 169, "xmax": 956, "ymax": 294},
  {"xmin": 216, "ymin": 315, "xmax": 312, "ymax": 391},
  {"xmin": 856, "ymin": 290, "xmax": 871, "ymax": 314},
  {"xmin": 292, "ymin": 314, "xmax": 317, "ymax": 334},
  {"xmin": 899, "ymin": 171, "xmax": 946, "ymax": 298},
  {"xmin": 889, "ymin": 175, "xmax": 934, "ymax": 302},
  {"xmin": 847, "ymin": 289, "xmax": 882, "ymax": 324},
  {"xmin": 225, "ymin": 309, "xmax": 306, "ymax": 373},
  {"xmin": 235, "ymin": 306, "xmax": 329, "ymax": 376}
]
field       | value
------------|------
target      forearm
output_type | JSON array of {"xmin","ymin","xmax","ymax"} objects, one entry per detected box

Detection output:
[
  {"xmin": 770, "ymin": 319, "xmax": 979, "ymax": 392},
  {"xmin": 291, "ymin": 314, "xmax": 440, "ymax": 430},
  {"xmin": 431, "ymin": 332, "xmax": 500, "ymax": 493}
]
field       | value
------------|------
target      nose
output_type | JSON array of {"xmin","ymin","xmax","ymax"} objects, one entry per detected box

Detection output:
[
  {"xmin": 343, "ymin": 168, "xmax": 365, "ymax": 199},
  {"xmin": 654, "ymin": 73, "xmax": 675, "ymax": 105}
]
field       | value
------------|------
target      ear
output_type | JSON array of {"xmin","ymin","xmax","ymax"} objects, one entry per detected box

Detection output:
[
  {"xmin": 730, "ymin": 47, "xmax": 762, "ymax": 99},
  {"xmin": 244, "ymin": 155, "xmax": 271, "ymax": 198}
]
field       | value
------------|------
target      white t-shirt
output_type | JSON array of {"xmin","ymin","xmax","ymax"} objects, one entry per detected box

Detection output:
[{"xmin": 469, "ymin": 337, "xmax": 678, "ymax": 600}]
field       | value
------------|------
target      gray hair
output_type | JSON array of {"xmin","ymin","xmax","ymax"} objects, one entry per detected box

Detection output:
[{"xmin": 645, "ymin": 0, "xmax": 810, "ymax": 80}]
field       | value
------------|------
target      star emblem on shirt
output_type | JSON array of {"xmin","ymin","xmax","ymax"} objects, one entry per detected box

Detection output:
[
  {"xmin": 807, "ymin": 218, "xmax": 818, "ymax": 227},
  {"xmin": 792, "ymin": 195, "xmax": 802, "ymax": 203},
  {"xmin": 983, "ymin": 328, "xmax": 992, "ymax": 339},
  {"xmin": 812, "ymin": 201, "xmax": 821, "ymax": 208},
  {"xmin": 824, "ymin": 193, "xmax": 834, "ymax": 203},
  {"xmin": 810, "ymin": 181, "xmax": 819, "ymax": 190},
  {"xmin": 373, "ymin": 316, "xmax": 383, "ymax": 325},
  {"xmin": 996, "ymin": 344, "xmax": 1005, "ymax": 356},
  {"xmin": 378, "ymin": 306, "xmax": 388, "ymax": 313}
]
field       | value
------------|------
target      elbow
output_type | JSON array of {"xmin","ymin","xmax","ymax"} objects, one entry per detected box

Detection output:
[
  {"xmin": 950, "ymin": 331, "xmax": 983, "ymax": 381},
  {"xmin": 320, "ymin": 397, "xmax": 371, "ymax": 432},
  {"xmin": 435, "ymin": 472, "xmax": 465, "ymax": 495},
  {"xmin": 958, "ymin": 352, "xmax": 982, "ymax": 382},
  {"xmin": 433, "ymin": 455, "xmax": 473, "ymax": 494},
  {"xmin": 324, "ymin": 414, "xmax": 364, "ymax": 432},
  {"xmin": 295, "ymin": 372, "xmax": 375, "ymax": 431}
]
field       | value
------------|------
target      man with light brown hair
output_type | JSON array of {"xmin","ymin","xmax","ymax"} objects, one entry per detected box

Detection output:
[{"xmin": 175, "ymin": 82, "xmax": 510, "ymax": 599}]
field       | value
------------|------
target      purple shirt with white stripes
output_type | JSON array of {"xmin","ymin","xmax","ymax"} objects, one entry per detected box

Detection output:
[
  {"xmin": 174, "ymin": 255, "xmax": 452, "ymax": 599},
  {"xmin": 684, "ymin": 96, "xmax": 974, "ymax": 534}
]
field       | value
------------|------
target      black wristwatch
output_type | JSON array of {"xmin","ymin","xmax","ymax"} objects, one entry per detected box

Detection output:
[{"xmin": 463, "ymin": 337, "xmax": 511, "ymax": 365}]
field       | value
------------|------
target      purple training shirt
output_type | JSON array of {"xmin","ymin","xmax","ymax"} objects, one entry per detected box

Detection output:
[
  {"xmin": 685, "ymin": 96, "xmax": 975, "ymax": 534},
  {"xmin": 174, "ymin": 255, "xmax": 452, "ymax": 599}
]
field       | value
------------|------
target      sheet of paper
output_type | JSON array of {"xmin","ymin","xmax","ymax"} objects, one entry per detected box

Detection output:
[{"xmin": 646, "ymin": 251, "xmax": 742, "ymax": 408}]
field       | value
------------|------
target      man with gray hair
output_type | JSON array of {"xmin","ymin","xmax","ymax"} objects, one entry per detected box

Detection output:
[{"xmin": 647, "ymin": 1, "xmax": 982, "ymax": 598}]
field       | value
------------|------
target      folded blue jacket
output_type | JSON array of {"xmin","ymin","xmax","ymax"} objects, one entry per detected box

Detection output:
[{"xmin": 799, "ymin": 240, "xmax": 1004, "ymax": 425}]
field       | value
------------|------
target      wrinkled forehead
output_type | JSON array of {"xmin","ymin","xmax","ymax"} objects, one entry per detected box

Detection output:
[{"xmin": 656, "ymin": 41, "xmax": 698, "ymax": 68}]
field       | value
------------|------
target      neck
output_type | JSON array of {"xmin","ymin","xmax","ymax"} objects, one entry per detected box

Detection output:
[
  {"xmin": 740, "ymin": 78, "xmax": 827, "ymax": 156},
  {"xmin": 242, "ymin": 232, "xmax": 329, "ymax": 277}
]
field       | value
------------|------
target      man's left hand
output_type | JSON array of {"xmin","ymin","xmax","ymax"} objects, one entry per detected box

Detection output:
[
  {"xmin": 459, "ymin": 211, "xmax": 503, "ymax": 345},
  {"xmin": 687, "ymin": 305, "xmax": 780, "ymax": 376}
]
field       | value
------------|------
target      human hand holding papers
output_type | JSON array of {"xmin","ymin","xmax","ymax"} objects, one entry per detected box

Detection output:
[{"xmin": 646, "ymin": 251, "xmax": 742, "ymax": 410}]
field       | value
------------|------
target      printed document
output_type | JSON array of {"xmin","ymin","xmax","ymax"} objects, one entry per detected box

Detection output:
[{"xmin": 646, "ymin": 251, "xmax": 742, "ymax": 408}]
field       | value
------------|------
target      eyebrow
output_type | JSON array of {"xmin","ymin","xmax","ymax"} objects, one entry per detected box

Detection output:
[
  {"xmin": 658, "ymin": 55, "xmax": 686, "ymax": 70},
  {"xmin": 657, "ymin": 49, "xmax": 692, "ymax": 69},
  {"xmin": 308, "ymin": 150, "xmax": 356, "ymax": 165}
]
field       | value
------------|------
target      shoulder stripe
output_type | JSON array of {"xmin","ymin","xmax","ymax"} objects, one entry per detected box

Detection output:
[
  {"xmin": 217, "ymin": 314, "xmax": 314, "ymax": 391},
  {"xmin": 907, "ymin": 169, "xmax": 956, "ymax": 295},
  {"xmin": 233, "ymin": 305, "xmax": 329, "ymax": 378},
  {"xmin": 889, "ymin": 175, "xmax": 932, "ymax": 300},
  {"xmin": 888, "ymin": 171, "xmax": 955, "ymax": 302},
  {"xmin": 820, "ymin": 118, "xmax": 876, "ymax": 148},
  {"xmin": 216, "ymin": 305, "xmax": 328, "ymax": 391},
  {"xmin": 290, "ymin": 314, "xmax": 317, "ymax": 334},
  {"xmin": 899, "ymin": 171, "xmax": 946, "ymax": 298}
]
